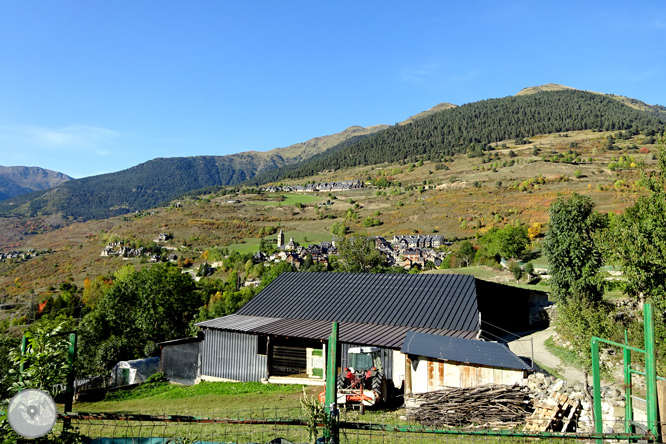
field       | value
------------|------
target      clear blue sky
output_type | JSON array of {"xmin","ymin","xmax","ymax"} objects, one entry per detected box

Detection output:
[{"xmin": 1, "ymin": 1, "xmax": 665, "ymax": 178}]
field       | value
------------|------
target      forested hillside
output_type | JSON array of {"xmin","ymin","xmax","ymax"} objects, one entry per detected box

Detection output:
[
  {"xmin": 246, "ymin": 90, "xmax": 665, "ymax": 185},
  {"xmin": 0, "ymin": 130, "xmax": 379, "ymax": 220}
]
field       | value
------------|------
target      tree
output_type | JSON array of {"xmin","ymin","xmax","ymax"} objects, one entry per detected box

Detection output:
[
  {"xmin": 543, "ymin": 193, "xmax": 611, "ymax": 369},
  {"xmin": 543, "ymin": 193, "xmax": 607, "ymax": 303},
  {"xmin": 458, "ymin": 241, "xmax": 476, "ymax": 267},
  {"xmin": 302, "ymin": 253, "xmax": 314, "ymax": 270},
  {"xmin": 479, "ymin": 225, "xmax": 529, "ymax": 260},
  {"xmin": 8, "ymin": 321, "xmax": 72, "ymax": 396},
  {"xmin": 524, "ymin": 262, "xmax": 534, "ymax": 280},
  {"xmin": 77, "ymin": 263, "xmax": 200, "ymax": 372},
  {"xmin": 509, "ymin": 260, "xmax": 523, "ymax": 283},
  {"xmin": 330, "ymin": 222, "xmax": 347, "ymax": 237},
  {"xmin": 602, "ymin": 145, "xmax": 666, "ymax": 305},
  {"xmin": 527, "ymin": 222, "xmax": 542, "ymax": 241},
  {"xmin": 0, "ymin": 334, "xmax": 20, "ymax": 399},
  {"xmin": 334, "ymin": 233, "xmax": 384, "ymax": 273},
  {"xmin": 600, "ymin": 143, "xmax": 666, "ymax": 372},
  {"xmin": 257, "ymin": 261, "xmax": 295, "ymax": 291}
]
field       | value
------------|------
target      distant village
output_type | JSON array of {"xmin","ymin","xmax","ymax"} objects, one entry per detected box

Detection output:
[
  {"xmin": 100, "ymin": 233, "xmax": 176, "ymax": 262},
  {"xmin": 255, "ymin": 230, "xmax": 451, "ymax": 270},
  {"xmin": 99, "ymin": 229, "xmax": 452, "ymax": 273},
  {"xmin": 0, "ymin": 249, "xmax": 51, "ymax": 263},
  {"xmin": 261, "ymin": 179, "xmax": 363, "ymax": 193}
]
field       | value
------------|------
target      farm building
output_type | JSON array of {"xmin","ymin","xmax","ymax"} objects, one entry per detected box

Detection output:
[
  {"xmin": 401, "ymin": 331, "xmax": 531, "ymax": 394},
  {"xmin": 158, "ymin": 336, "xmax": 202, "ymax": 385},
  {"xmin": 193, "ymin": 272, "xmax": 542, "ymax": 387}
]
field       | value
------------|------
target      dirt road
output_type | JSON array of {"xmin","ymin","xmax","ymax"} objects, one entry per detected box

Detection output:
[{"xmin": 505, "ymin": 325, "xmax": 587, "ymax": 382}]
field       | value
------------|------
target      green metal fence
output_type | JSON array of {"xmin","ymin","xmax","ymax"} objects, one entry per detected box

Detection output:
[{"xmin": 55, "ymin": 409, "xmax": 654, "ymax": 444}]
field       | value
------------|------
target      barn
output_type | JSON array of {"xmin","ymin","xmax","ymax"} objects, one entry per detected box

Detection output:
[{"xmin": 194, "ymin": 272, "xmax": 539, "ymax": 387}]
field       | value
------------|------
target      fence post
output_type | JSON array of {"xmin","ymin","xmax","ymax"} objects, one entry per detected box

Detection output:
[
  {"xmin": 18, "ymin": 335, "xmax": 27, "ymax": 386},
  {"xmin": 324, "ymin": 322, "xmax": 339, "ymax": 444},
  {"xmin": 591, "ymin": 337, "xmax": 603, "ymax": 443},
  {"xmin": 623, "ymin": 330, "xmax": 634, "ymax": 433},
  {"xmin": 63, "ymin": 332, "xmax": 77, "ymax": 430},
  {"xmin": 644, "ymin": 303, "xmax": 659, "ymax": 439}
]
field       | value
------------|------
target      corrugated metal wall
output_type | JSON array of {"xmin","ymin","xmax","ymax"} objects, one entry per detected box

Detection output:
[
  {"xmin": 200, "ymin": 329, "xmax": 267, "ymax": 381},
  {"xmin": 162, "ymin": 341, "xmax": 200, "ymax": 385},
  {"xmin": 340, "ymin": 342, "xmax": 394, "ymax": 381}
]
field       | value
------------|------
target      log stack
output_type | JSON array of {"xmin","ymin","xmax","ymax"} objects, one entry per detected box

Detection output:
[{"xmin": 406, "ymin": 384, "xmax": 533, "ymax": 428}]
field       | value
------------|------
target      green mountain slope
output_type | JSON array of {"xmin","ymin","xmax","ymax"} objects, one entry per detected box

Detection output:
[
  {"xmin": 0, "ymin": 126, "xmax": 384, "ymax": 220},
  {"xmin": 517, "ymin": 83, "xmax": 666, "ymax": 116},
  {"xmin": 0, "ymin": 166, "xmax": 72, "ymax": 201},
  {"xmin": 245, "ymin": 90, "xmax": 665, "ymax": 185}
]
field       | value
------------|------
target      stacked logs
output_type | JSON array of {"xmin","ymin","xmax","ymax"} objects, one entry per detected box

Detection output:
[{"xmin": 406, "ymin": 384, "xmax": 533, "ymax": 428}]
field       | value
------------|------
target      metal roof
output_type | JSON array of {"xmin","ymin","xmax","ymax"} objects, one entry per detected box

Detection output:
[
  {"xmin": 196, "ymin": 314, "xmax": 281, "ymax": 331},
  {"xmin": 234, "ymin": 272, "xmax": 480, "ymax": 332},
  {"xmin": 196, "ymin": 314, "xmax": 477, "ymax": 348},
  {"xmin": 400, "ymin": 331, "xmax": 531, "ymax": 371}
]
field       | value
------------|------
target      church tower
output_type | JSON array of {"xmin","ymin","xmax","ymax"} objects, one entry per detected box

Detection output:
[{"xmin": 277, "ymin": 229, "xmax": 284, "ymax": 248}]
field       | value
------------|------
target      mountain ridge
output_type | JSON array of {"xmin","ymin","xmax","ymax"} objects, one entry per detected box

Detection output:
[
  {"xmin": 2, "ymin": 85, "xmax": 665, "ymax": 221},
  {"xmin": 0, "ymin": 125, "xmax": 387, "ymax": 220},
  {"xmin": 0, "ymin": 166, "xmax": 72, "ymax": 201}
]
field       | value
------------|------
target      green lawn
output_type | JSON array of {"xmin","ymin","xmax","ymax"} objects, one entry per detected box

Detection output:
[
  {"xmin": 244, "ymin": 193, "xmax": 325, "ymax": 207},
  {"xmin": 226, "ymin": 230, "xmax": 334, "ymax": 255},
  {"xmin": 225, "ymin": 238, "xmax": 262, "ymax": 255},
  {"xmin": 74, "ymin": 381, "xmax": 314, "ymax": 415}
]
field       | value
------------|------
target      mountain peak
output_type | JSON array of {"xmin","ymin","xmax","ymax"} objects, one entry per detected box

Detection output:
[
  {"xmin": 515, "ymin": 83, "xmax": 575, "ymax": 96},
  {"xmin": 400, "ymin": 102, "xmax": 458, "ymax": 125}
]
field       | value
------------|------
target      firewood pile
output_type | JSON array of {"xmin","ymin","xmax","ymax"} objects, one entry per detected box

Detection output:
[{"xmin": 406, "ymin": 384, "xmax": 533, "ymax": 428}]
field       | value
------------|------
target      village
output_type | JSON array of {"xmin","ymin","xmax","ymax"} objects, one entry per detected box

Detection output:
[{"xmin": 255, "ymin": 230, "xmax": 451, "ymax": 271}]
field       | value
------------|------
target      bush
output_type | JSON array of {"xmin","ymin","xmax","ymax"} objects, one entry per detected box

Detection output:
[{"xmin": 145, "ymin": 372, "xmax": 169, "ymax": 384}]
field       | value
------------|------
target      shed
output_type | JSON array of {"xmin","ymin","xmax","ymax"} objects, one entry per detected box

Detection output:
[
  {"xmin": 158, "ymin": 337, "xmax": 202, "ymax": 385},
  {"xmin": 110, "ymin": 356, "xmax": 161, "ymax": 387},
  {"xmin": 195, "ymin": 273, "xmax": 537, "ymax": 386},
  {"xmin": 401, "ymin": 331, "xmax": 531, "ymax": 393}
]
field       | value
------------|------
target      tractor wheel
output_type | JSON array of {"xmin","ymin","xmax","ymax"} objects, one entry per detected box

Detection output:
[
  {"xmin": 371, "ymin": 372, "xmax": 385, "ymax": 395},
  {"xmin": 337, "ymin": 373, "xmax": 348, "ymax": 389}
]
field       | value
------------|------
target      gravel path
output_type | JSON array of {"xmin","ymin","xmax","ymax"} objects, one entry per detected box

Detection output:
[{"xmin": 504, "ymin": 325, "xmax": 587, "ymax": 382}]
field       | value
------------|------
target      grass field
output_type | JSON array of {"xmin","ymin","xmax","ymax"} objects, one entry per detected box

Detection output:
[
  {"xmin": 74, "ymin": 381, "xmax": 318, "ymax": 415},
  {"xmin": 243, "ymin": 193, "xmax": 325, "ymax": 207}
]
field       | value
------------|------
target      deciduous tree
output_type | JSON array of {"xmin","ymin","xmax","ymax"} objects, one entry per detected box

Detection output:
[
  {"xmin": 334, "ymin": 233, "xmax": 384, "ymax": 273},
  {"xmin": 543, "ymin": 193, "xmax": 607, "ymax": 303}
]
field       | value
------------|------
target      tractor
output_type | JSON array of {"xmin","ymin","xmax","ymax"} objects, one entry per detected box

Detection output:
[{"xmin": 320, "ymin": 346, "xmax": 388, "ymax": 407}]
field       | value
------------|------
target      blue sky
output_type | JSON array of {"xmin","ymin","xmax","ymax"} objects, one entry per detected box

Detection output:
[{"xmin": 1, "ymin": 1, "xmax": 665, "ymax": 178}]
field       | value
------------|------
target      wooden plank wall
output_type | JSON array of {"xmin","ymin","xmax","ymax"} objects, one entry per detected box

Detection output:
[{"xmin": 414, "ymin": 358, "xmax": 524, "ymax": 393}]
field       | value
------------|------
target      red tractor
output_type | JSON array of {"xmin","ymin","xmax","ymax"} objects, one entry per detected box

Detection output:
[{"xmin": 320, "ymin": 347, "xmax": 388, "ymax": 407}]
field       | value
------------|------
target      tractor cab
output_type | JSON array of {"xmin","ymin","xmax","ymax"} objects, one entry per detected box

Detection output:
[{"xmin": 346, "ymin": 347, "xmax": 383, "ymax": 374}]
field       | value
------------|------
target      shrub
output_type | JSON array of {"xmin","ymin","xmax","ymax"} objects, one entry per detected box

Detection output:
[{"xmin": 145, "ymin": 372, "xmax": 168, "ymax": 384}]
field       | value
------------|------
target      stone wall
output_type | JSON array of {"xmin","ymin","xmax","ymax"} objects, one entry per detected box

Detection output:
[{"xmin": 526, "ymin": 372, "xmax": 642, "ymax": 433}]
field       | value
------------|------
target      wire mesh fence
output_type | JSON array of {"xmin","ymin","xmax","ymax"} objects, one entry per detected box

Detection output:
[{"xmin": 54, "ymin": 406, "xmax": 655, "ymax": 444}]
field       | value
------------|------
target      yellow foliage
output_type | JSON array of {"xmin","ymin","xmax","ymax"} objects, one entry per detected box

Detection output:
[{"xmin": 528, "ymin": 222, "xmax": 542, "ymax": 241}]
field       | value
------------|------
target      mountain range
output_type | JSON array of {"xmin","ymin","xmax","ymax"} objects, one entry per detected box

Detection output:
[
  {"xmin": 0, "ymin": 166, "xmax": 72, "ymax": 201},
  {"xmin": 1, "ymin": 84, "xmax": 664, "ymax": 221}
]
